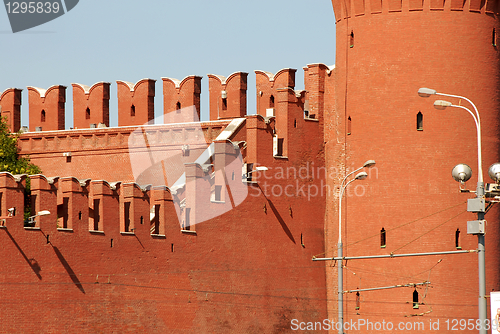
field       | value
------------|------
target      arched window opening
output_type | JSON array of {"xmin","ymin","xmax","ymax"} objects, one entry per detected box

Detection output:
[
  {"xmin": 222, "ymin": 98, "xmax": 227, "ymax": 111},
  {"xmin": 270, "ymin": 95, "xmax": 275, "ymax": 108},
  {"xmin": 417, "ymin": 112, "xmax": 423, "ymax": 131},
  {"xmin": 41, "ymin": 110, "xmax": 46, "ymax": 123},
  {"xmin": 131, "ymin": 104, "xmax": 136, "ymax": 117},
  {"xmin": 176, "ymin": 101, "xmax": 181, "ymax": 111},
  {"xmin": 85, "ymin": 107, "xmax": 90, "ymax": 120},
  {"xmin": 413, "ymin": 289, "xmax": 419, "ymax": 309}
]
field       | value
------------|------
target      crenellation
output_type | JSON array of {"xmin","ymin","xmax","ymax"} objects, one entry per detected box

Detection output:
[
  {"xmin": 27, "ymin": 85, "xmax": 66, "ymax": 132},
  {"xmin": 0, "ymin": 88, "xmax": 22, "ymax": 132},
  {"xmin": 116, "ymin": 79, "xmax": 156, "ymax": 127},
  {"xmin": 72, "ymin": 82, "xmax": 110, "ymax": 129},
  {"xmin": 255, "ymin": 68, "xmax": 296, "ymax": 118},
  {"xmin": 121, "ymin": 182, "xmax": 150, "ymax": 234},
  {"xmin": 208, "ymin": 72, "xmax": 248, "ymax": 121},
  {"xmin": 30, "ymin": 174, "xmax": 58, "ymax": 230},
  {"xmin": 162, "ymin": 76, "xmax": 202, "ymax": 123}
]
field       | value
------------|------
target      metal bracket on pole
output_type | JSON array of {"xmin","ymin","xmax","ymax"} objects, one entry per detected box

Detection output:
[
  {"xmin": 467, "ymin": 220, "xmax": 486, "ymax": 235},
  {"xmin": 467, "ymin": 198, "xmax": 485, "ymax": 212}
]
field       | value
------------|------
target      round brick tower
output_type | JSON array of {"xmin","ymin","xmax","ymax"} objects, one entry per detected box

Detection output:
[{"xmin": 326, "ymin": 0, "xmax": 500, "ymax": 331}]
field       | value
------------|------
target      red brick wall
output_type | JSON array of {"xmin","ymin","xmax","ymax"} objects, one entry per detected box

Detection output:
[
  {"xmin": 2, "ymin": 103, "xmax": 328, "ymax": 332},
  {"xmin": 327, "ymin": 1, "xmax": 500, "ymax": 332}
]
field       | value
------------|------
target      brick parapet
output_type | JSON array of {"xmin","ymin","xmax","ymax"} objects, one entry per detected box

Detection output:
[{"xmin": 331, "ymin": 0, "xmax": 500, "ymax": 21}]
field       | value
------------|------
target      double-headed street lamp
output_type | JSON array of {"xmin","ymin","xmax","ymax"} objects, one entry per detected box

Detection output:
[
  {"xmin": 338, "ymin": 160, "xmax": 375, "ymax": 334},
  {"xmin": 418, "ymin": 87, "xmax": 495, "ymax": 334}
]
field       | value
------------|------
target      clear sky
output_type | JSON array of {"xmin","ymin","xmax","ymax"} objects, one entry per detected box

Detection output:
[{"xmin": 0, "ymin": 0, "xmax": 336, "ymax": 128}]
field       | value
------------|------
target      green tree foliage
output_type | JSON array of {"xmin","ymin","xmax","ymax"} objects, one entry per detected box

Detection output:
[{"xmin": 0, "ymin": 117, "xmax": 40, "ymax": 175}]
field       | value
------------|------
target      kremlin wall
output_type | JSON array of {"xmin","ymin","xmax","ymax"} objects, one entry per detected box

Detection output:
[
  {"xmin": 1, "ymin": 0, "xmax": 500, "ymax": 332},
  {"xmin": 0, "ymin": 66, "xmax": 330, "ymax": 333}
]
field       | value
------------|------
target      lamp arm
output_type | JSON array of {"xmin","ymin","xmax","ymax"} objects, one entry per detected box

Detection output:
[
  {"xmin": 450, "ymin": 104, "xmax": 483, "ymax": 183},
  {"xmin": 437, "ymin": 92, "xmax": 481, "ymax": 129},
  {"xmin": 340, "ymin": 166, "xmax": 363, "ymax": 188}
]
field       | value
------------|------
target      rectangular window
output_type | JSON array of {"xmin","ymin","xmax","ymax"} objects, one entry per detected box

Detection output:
[
  {"xmin": 184, "ymin": 208, "xmax": 191, "ymax": 230},
  {"xmin": 92, "ymin": 198, "xmax": 100, "ymax": 231},
  {"xmin": 61, "ymin": 197, "xmax": 69, "ymax": 229},
  {"xmin": 124, "ymin": 201, "xmax": 132, "ymax": 232},
  {"xmin": 215, "ymin": 185, "xmax": 222, "ymax": 201}
]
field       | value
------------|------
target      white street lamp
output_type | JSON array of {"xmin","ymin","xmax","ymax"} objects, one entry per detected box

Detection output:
[
  {"xmin": 419, "ymin": 87, "xmax": 487, "ymax": 333},
  {"xmin": 27, "ymin": 210, "xmax": 51, "ymax": 226},
  {"xmin": 338, "ymin": 161, "xmax": 375, "ymax": 334}
]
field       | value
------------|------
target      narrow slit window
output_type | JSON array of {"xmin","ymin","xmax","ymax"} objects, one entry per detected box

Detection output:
[
  {"xmin": 455, "ymin": 228, "xmax": 461, "ymax": 249},
  {"xmin": 493, "ymin": 28, "xmax": 497, "ymax": 47},
  {"xmin": 350, "ymin": 30, "xmax": 354, "ymax": 48},
  {"xmin": 417, "ymin": 112, "xmax": 423, "ymax": 131},
  {"xmin": 41, "ymin": 110, "xmax": 46, "ymax": 123},
  {"xmin": 347, "ymin": 116, "xmax": 352, "ymax": 135},
  {"xmin": 85, "ymin": 107, "xmax": 90, "ymax": 119},
  {"xmin": 270, "ymin": 95, "xmax": 275, "ymax": 108},
  {"xmin": 380, "ymin": 227, "xmax": 386, "ymax": 248},
  {"xmin": 131, "ymin": 104, "xmax": 136, "ymax": 117},
  {"xmin": 413, "ymin": 289, "xmax": 419, "ymax": 309},
  {"xmin": 294, "ymin": 119, "xmax": 297, "ymax": 128},
  {"xmin": 176, "ymin": 101, "xmax": 181, "ymax": 110},
  {"xmin": 355, "ymin": 292, "xmax": 360, "ymax": 310}
]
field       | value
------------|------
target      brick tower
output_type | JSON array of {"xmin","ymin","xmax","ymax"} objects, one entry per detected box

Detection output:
[{"xmin": 327, "ymin": 0, "xmax": 500, "ymax": 331}]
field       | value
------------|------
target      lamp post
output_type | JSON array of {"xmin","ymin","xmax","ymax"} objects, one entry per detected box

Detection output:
[
  {"xmin": 338, "ymin": 160, "xmax": 375, "ymax": 334},
  {"xmin": 419, "ymin": 88, "xmax": 487, "ymax": 333}
]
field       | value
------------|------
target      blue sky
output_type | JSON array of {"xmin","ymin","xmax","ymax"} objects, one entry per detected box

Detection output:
[{"xmin": 0, "ymin": 0, "xmax": 336, "ymax": 127}]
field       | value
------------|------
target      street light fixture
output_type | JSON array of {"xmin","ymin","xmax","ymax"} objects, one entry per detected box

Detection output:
[
  {"xmin": 452, "ymin": 164, "xmax": 472, "ymax": 184},
  {"xmin": 26, "ymin": 210, "xmax": 51, "ymax": 226},
  {"xmin": 244, "ymin": 165, "xmax": 269, "ymax": 182},
  {"xmin": 419, "ymin": 87, "xmax": 488, "ymax": 333},
  {"xmin": 338, "ymin": 162, "xmax": 375, "ymax": 334},
  {"xmin": 488, "ymin": 163, "xmax": 500, "ymax": 183}
]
